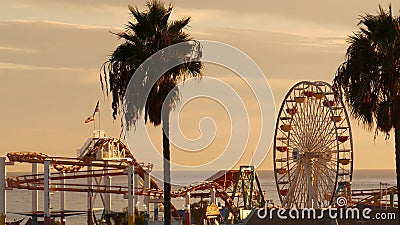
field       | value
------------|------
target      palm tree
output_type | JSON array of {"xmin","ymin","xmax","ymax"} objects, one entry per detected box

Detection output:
[
  {"xmin": 333, "ymin": 5, "xmax": 400, "ymax": 216},
  {"xmin": 100, "ymin": 1, "xmax": 202, "ymax": 225}
]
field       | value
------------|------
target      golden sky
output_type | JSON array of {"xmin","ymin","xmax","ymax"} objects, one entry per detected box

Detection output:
[{"xmin": 0, "ymin": 0, "xmax": 398, "ymax": 171}]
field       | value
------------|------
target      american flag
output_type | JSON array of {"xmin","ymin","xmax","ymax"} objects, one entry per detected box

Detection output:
[
  {"xmin": 85, "ymin": 115, "xmax": 94, "ymax": 124},
  {"xmin": 84, "ymin": 101, "xmax": 99, "ymax": 124}
]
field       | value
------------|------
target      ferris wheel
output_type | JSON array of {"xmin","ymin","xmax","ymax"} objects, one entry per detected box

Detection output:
[{"xmin": 273, "ymin": 81, "xmax": 353, "ymax": 209}]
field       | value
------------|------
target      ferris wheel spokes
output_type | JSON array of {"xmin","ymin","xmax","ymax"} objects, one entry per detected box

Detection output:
[{"xmin": 273, "ymin": 81, "xmax": 353, "ymax": 209}]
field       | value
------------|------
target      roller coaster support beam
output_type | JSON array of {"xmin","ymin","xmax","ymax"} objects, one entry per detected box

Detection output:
[
  {"xmin": 87, "ymin": 165, "xmax": 94, "ymax": 225},
  {"xmin": 44, "ymin": 160, "xmax": 51, "ymax": 225},
  {"xmin": 128, "ymin": 164, "xmax": 135, "ymax": 225},
  {"xmin": 60, "ymin": 172, "xmax": 65, "ymax": 225},
  {"xmin": 32, "ymin": 163, "xmax": 38, "ymax": 225},
  {"xmin": 144, "ymin": 169, "xmax": 150, "ymax": 214},
  {"xmin": 134, "ymin": 173, "xmax": 138, "ymax": 207},
  {"xmin": 104, "ymin": 165, "xmax": 111, "ymax": 213},
  {"xmin": 185, "ymin": 192, "xmax": 191, "ymax": 225},
  {"xmin": 0, "ymin": 158, "xmax": 6, "ymax": 225}
]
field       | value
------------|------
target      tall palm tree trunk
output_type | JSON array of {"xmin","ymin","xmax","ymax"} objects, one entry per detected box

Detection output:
[
  {"xmin": 395, "ymin": 124, "xmax": 400, "ymax": 223},
  {"xmin": 162, "ymin": 112, "xmax": 171, "ymax": 225}
]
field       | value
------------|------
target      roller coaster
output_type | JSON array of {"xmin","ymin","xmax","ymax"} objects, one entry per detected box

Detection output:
[{"xmin": 3, "ymin": 130, "xmax": 266, "ymax": 225}]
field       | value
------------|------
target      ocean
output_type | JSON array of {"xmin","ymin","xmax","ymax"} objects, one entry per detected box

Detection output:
[{"xmin": 4, "ymin": 170, "xmax": 397, "ymax": 224}]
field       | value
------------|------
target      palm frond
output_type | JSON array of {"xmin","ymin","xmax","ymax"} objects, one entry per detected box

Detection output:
[
  {"xmin": 101, "ymin": 0, "xmax": 203, "ymax": 127},
  {"xmin": 333, "ymin": 4, "xmax": 400, "ymax": 136}
]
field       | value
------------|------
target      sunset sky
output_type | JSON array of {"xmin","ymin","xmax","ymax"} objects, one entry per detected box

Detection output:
[{"xmin": 1, "ymin": 0, "xmax": 399, "ymax": 171}]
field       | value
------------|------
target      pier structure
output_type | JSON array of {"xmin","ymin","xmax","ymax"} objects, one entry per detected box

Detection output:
[
  {"xmin": 2, "ymin": 128, "xmax": 397, "ymax": 225},
  {"xmin": 1, "ymin": 130, "xmax": 268, "ymax": 225}
]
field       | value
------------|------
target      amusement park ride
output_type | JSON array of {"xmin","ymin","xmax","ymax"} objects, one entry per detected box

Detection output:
[
  {"xmin": 0, "ymin": 81, "xmax": 397, "ymax": 225},
  {"xmin": 274, "ymin": 81, "xmax": 354, "ymax": 209},
  {"xmin": 273, "ymin": 81, "xmax": 397, "ymax": 211},
  {"xmin": 1, "ymin": 131, "xmax": 266, "ymax": 225}
]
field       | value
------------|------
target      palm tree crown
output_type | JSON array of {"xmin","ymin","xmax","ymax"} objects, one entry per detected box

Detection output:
[
  {"xmin": 334, "ymin": 5, "xmax": 400, "ymax": 134},
  {"xmin": 101, "ymin": 0, "xmax": 202, "ymax": 128}
]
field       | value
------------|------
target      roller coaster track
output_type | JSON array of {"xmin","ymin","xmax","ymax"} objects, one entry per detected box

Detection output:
[
  {"xmin": 172, "ymin": 181, "xmax": 239, "ymax": 218},
  {"xmin": 6, "ymin": 137, "xmax": 180, "ymax": 217},
  {"xmin": 6, "ymin": 168, "xmax": 163, "ymax": 196},
  {"xmin": 5, "ymin": 137, "xmax": 243, "ymax": 219},
  {"xmin": 6, "ymin": 138, "xmax": 159, "ymax": 189}
]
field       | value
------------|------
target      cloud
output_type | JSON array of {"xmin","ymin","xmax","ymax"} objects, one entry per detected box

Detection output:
[
  {"xmin": 7, "ymin": 0, "xmax": 396, "ymax": 28},
  {"xmin": 173, "ymin": 0, "xmax": 398, "ymax": 27},
  {"xmin": 3, "ymin": 0, "xmax": 397, "ymax": 39},
  {"xmin": 0, "ymin": 19, "xmax": 348, "ymax": 81},
  {"xmin": 193, "ymin": 28, "xmax": 347, "ymax": 82},
  {"xmin": 0, "ymin": 20, "xmax": 126, "ymax": 161},
  {"xmin": 0, "ymin": 20, "xmax": 121, "ymax": 70}
]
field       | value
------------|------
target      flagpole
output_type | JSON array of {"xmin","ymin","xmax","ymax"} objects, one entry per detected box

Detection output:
[{"xmin": 99, "ymin": 102, "xmax": 101, "ymax": 131}]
